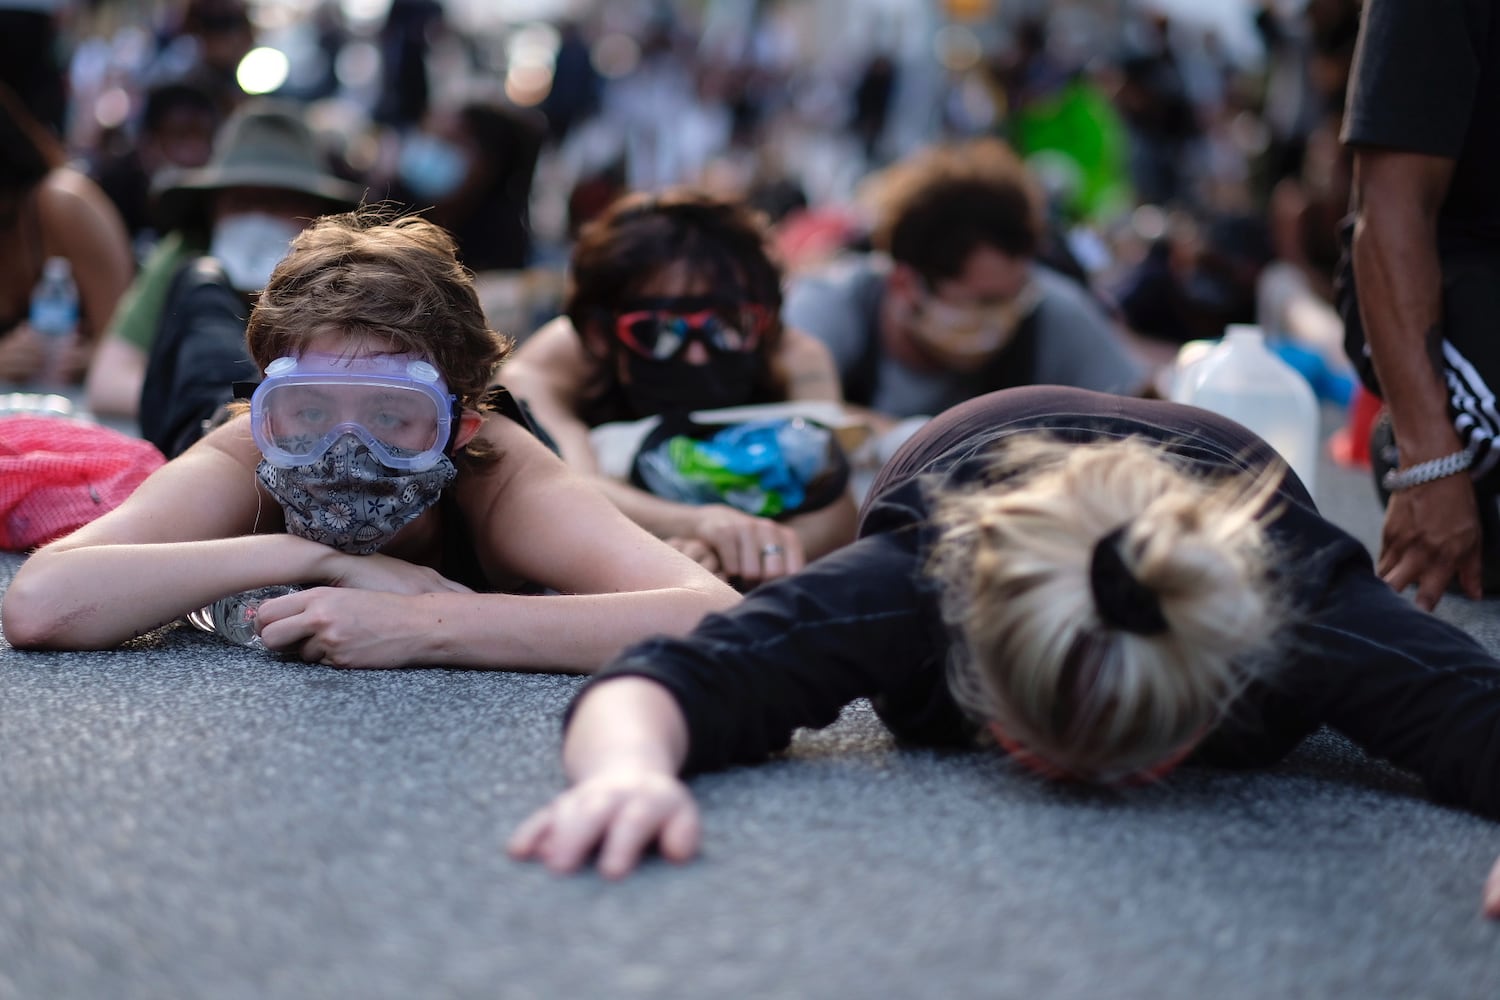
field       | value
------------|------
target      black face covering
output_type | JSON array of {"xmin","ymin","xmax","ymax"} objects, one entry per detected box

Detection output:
[{"xmin": 620, "ymin": 351, "xmax": 762, "ymax": 417}]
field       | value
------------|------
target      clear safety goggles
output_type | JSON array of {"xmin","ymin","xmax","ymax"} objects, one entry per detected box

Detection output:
[{"xmin": 249, "ymin": 352, "xmax": 456, "ymax": 471}]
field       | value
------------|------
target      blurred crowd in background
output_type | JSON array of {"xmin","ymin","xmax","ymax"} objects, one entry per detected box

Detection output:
[{"xmin": 1, "ymin": 0, "xmax": 1359, "ymax": 367}]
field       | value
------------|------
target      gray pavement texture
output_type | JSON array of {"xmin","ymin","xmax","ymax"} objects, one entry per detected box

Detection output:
[{"xmin": 4, "ymin": 414, "xmax": 1500, "ymax": 1000}]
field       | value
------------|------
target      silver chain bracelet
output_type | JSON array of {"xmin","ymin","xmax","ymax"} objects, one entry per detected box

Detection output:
[{"xmin": 1381, "ymin": 447, "xmax": 1477, "ymax": 492}]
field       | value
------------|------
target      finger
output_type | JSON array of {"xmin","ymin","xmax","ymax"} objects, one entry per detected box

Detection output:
[
  {"xmin": 541, "ymin": 794, "xmax": 618, "ymax": 874},
  {"xmin": 756, "ymin": 532, "xmax": 786, "ymax": 581},
  {"xmin": 657, "ymin": 800, "xmax": 701, "ymax": 864},
  {"xmin": 1456, "ymin": 550, "xmax": 1484, "ymax": 602},
  {"xmin": 780, "ymin": 531, "xmax": 807, "ymax": 575},
  {"xmin": 688, "ymin": 544, "xmax": 722, "ymax": 575},
  {"xmin": 740, "ymin": 525, "xmax": 778, "ymax": 584},
  {"xmin": 255, "ymin": 612, "xmax": 319, "ymax": 654},
  {"xmin": 1379, "ymin": 556, "xmax": 1418, "ymax": 601},
  {"xmin": 301, "ymin": 638, "xmax": 331, "ymax": 665},
  {"xmin": 1413, "ymin": 567, "xmax": 1447, "ymax": 614},
  {"xmin": 506, "ymin": 806, "xmax": 556, "ymax": 859},
  {"xmin": 249, "ymin": 591, "xmax": 308, "ymax": 630},
  {"xmin": 1484, "ymin": 856, "xmax": 1500, "ymax": 919},
  {"xmin": 713, "ymin": 527, "xmax": 748, "ymax": 580},
  {"xmin": 596, "ymin": 799, "xmax": 674, "ymax": 880}
]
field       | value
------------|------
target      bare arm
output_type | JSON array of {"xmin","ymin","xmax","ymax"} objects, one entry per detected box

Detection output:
[
  {"xmin": 40, "ymin": 168, "xmax": 135, "ymax": 346},
  {"xmin": 785, "ymin": 489, "xmax": 857, "ymax": 559},
  {"xmin": 1, "ymin": 421, "xmax": 355, "ymax": 648},
  {"xmin": 505, "ymin": 320, "xmax": 852, "ymax": 580},
  {"xmin": 83, "ymin": 335, "xmax": 147, "ymax": 419},
  {"xmin": 1349, "ymin": 147, "xmax": 1478, "ymax": 608},
  {"xmin": 497, "ymin": 316, "xmax": 602, "ymax": 471},
  {"xmin": 252, "ymin": 416, "xmax": 741, "ymax": 672},
  {"xmin": 776, "ymin": 326, "xmax": 844, "ymax": 402},
  {"xmin": 508, "ymin": 676, "xmax": 699, "ymax": 878}
]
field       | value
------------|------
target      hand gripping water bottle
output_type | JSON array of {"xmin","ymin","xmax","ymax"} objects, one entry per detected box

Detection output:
[
  {"xmin": 1171, "ymin": 324, "xmax": 1321, "ymax": 498},
  {"xmin": 186, "ymin": 585, "xmax": 305, "ymax": 648},
  {"xmin": 29, "ymin": 256, "xmax": 80, "ymax": 387}
]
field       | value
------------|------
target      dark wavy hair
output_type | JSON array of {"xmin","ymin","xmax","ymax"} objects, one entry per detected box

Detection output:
[
  {"xmin": 562, "ymin": 189, "xmax": 787, "ymax": 423},
  {"xmin": 872, "ymin": 138, "xmax": 1045, "ymax": 285},
  {"xmin": 0, "ymin": 82, "xmax": 63, "ymax": 194}
]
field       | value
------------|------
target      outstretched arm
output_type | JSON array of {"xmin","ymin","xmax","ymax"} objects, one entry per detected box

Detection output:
[
  {"xmin": 512, "ymin": 528, "xmax": 954, "ymax": 876},
  {"xmin": 508, "ymin": 677, "xmax": 697, "ymax": 878}
]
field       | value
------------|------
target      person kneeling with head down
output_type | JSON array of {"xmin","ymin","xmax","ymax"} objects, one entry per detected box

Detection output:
[
  {"xmin": 3, "ymin": 208, "xmax": 738, "ymax": 670},
  {"xmin": 511, "ymin": 385, "xmax": 1500, "ymax": 917}
]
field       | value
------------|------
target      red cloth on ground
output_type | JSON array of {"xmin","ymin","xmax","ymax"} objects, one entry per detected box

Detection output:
[{"xmin": 0, "ymin": 416, "xmax": 165, "ymax": 551}]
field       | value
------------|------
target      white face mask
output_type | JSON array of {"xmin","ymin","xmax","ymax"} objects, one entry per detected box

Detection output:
[{"xmin": 210, "ymin": 212, "xmax": 303, "ymax": 292}]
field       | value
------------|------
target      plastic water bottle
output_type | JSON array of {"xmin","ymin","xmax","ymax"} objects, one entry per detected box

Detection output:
[
  {"xmin": 186, "ymin": 585, "xmax": 304, "ymax": 648},
  {"xmin": 1171, "ymin": 324, "xmax": 1320, "ymax": 498},
  {"xmin": 28, "ymin": 256, "xmax": 79, "ymax": 387}
]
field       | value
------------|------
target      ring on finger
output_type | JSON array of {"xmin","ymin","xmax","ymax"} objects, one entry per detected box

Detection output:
[{"xmin": 760, "ymin": 543, "xmax": 785, "ymax": 559}]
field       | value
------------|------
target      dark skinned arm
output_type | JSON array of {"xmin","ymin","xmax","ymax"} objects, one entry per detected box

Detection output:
[{"xmin": 1349, "ymin": 147, "xmax": 1481, "ymax": 610}]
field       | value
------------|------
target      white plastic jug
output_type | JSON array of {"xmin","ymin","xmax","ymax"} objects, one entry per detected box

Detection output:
[{"xmin": 1171, "ymin": 324, "xmax": 1320, "ymax": 498}]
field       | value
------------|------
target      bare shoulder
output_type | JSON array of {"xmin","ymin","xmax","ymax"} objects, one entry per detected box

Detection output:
[
  {"xmin": 507, "ymin": 316, "xmax": 591, "ymax": 373},
  {"xmin": 198, "ymin": 411, "xmax": 266, "ymax": 468},
  {"xmin": 35, "ymin": 168, "xmax": 124, "ymax": 233}
]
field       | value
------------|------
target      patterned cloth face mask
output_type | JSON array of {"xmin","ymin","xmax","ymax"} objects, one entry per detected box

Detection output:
[
  {"xmin": 256, "ymin": 433, "xmax": 456, "ymax": 554},
  {"xmin": 251, "ymin": 352, "xmax": 460, "ymax": 554}
]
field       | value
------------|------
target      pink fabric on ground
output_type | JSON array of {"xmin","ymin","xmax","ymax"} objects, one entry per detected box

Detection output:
[{"xmin": 0, "ymin": 416, "xmax": 165, "ymax": 551}]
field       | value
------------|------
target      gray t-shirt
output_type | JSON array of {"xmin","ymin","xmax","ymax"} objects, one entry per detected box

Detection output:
[{"xmin": 783, "ymin": 253, "xmax": 1144, "ymax": 418}]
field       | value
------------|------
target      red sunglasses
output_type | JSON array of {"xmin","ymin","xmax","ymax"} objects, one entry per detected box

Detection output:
[{"xmin": 612, "ymin": 301, "xmax": 770, "ymax": 361}]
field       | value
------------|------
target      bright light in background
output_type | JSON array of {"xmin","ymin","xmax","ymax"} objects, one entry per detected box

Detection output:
[
  {"xmin": 505, "ymin": 22, "xmax": 559, "ymax": 106},
  {"xmin": 237, "ymin": 47, "xmax": 291, "ymax": 95},
  {"xmin": 509, "ymin": 21, "xmax": 560, "ymax": 63},
  {"xmin": 506, "ymin": 63, "xmax": 554, "ymax": 106},
  {"xmin": 590, "ymin": 33, "xmax": 640, "ymax": 79},
  {"xmin": 93, "ymin": 86, "xmax": 132, "ymax": 130}
]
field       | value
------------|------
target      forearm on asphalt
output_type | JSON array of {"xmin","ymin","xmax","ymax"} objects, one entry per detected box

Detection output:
[
  {"xmin": 2, "ymin": 533, "xmax": 346, "ymax": 649},
  {"xmin": 563, "ymin": 677, "xmax": 692, "ymax": 782}
]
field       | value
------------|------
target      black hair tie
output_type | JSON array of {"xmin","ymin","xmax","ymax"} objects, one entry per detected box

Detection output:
[{"xmin": 1089, "ymin": 526, "xmax": 1169, "ymax": 635}]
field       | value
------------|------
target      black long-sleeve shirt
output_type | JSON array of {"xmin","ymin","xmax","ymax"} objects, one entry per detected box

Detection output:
[{"xmin": 579, "ymin": 387, "xmax": 1500, "ymax": 818}]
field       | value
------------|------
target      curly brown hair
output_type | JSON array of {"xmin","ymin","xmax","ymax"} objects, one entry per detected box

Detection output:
[{"xmin": 871, "ymin": 138, "xmax": 1045, "ymax": 285}]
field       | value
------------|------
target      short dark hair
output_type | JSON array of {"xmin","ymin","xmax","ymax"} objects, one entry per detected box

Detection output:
[
  {"xmin": 872, "ymin": 138, "xmax": 1045, "ymax": 285},
  {"xmin": 564, "ymin": 188, "xmax": 784, "ymax": 330},
  {"xmin": 141, "ymin": 80, "xmax": 219, "ymax": 136},
  {"xmin": 0, "ymin": 81, "xmax": 62, "ymax": 192},
  {"xmin": 562, "ymin": 188, "xmax": 788, "ymax": 422}
]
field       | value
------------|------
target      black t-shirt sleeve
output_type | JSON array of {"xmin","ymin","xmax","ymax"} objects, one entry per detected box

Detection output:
[
  {"xmin": 1342, "ymin": 0, "xmax": 1481, "ymax": 158},
  {"xmin": 570, "ymin": 530, "xmax": 957, "ymax": 774},
  {"xmin": 1288, "ymin": 563, "xmax": 1500, "ymax": 818}
]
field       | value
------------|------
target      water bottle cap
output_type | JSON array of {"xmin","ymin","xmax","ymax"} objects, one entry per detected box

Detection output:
[{"xmin": 42, "ymin": 257, "xmax": 72, "ymax": 281}]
